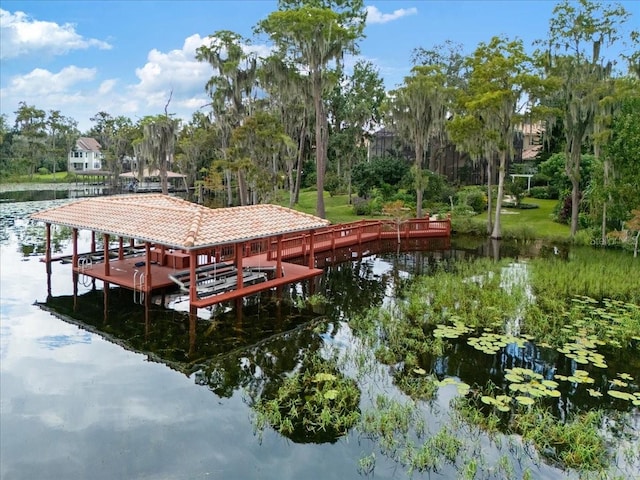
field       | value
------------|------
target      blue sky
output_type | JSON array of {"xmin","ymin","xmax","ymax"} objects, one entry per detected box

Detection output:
[{"xmin": 1, "ymin": 1, "xmax": 638, "ymax": 132}]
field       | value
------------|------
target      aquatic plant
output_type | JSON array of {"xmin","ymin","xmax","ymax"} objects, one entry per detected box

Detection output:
[{"xmin": 254, "ymin": 354, "xmax": 360, "ymax": 443}]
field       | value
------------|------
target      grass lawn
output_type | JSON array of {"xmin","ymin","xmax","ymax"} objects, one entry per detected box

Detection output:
[
  {"xmin": 277, "ymin": 190, "xmax": 372, "ymax": 224},
  {"xmin": 475, "ymin": 198, "xmax": 570, "ymax": 239},
  {"xmin": 281, "ymin": 191, "xmax": 570, "ymax": 240},
  {"xmin": 1, "ymin": 172, "xmax": 74, "ymax": 183}
]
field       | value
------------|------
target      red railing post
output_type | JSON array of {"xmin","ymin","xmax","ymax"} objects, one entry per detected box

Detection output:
[{"xmin": 308, "ymin": 230, "xmax": 315, "ymax": 269}]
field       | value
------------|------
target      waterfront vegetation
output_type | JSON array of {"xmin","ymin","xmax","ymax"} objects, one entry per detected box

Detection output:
[{"xmin": 249, "ymin": 247, "xmax": 639, "ymax": 478}]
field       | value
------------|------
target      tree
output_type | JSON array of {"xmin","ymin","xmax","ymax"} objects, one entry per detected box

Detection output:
[
  {"xmin": 13, "ymin": 102, "xmax": 46, "ymax": 177},
  {"xmin": 412, "ymin": 40, "xmax": 466, "ymax": 175},
  {"xmin": 327, "ymin": 60, "xmax": 385, "ymax": 202},
  {"xmin": 88, "ymin": 112, "xmax": 136, "ymax": 184},
  {"xmin": 228, "ymin": 111, "xmax": 295, "ymax": 204},
  {"xmin": 386, "ymin": 64, "xmax": 451, "ymax": 218},
  {"xmin": 257, "ymin": 0, "xmax": 365, "ymax": 218},
  {"xmin": 259, "ymin": 53, "xmax": 313, "ymax": 207},
  {"xmin": 538, "ymin": 0, "xmax": 631, "ymax": 237},
  {"xmin": 134, "ymin": 115, "xmax": 179, "ymax": 195},
  {"xmin": 449, "ymin": 36, "xmax": 541, "ymax": 239},
  {"xmin": 46, "ymin": 110, "xmax": 78, "ymax": 177},
  {"xmin": 196, "ymin": 30, "xmax": 259, "ymax": 206},
  {"xmin": 601, "ymin": 96, "xmax": 640, "ymax": 239},
  {"xmin": 176, "ymin": 112, "xmax": 217, "ymax": 195}
]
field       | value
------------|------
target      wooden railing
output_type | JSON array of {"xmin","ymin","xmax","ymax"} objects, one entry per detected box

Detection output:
[{"xmin": 264, "ymin": 217, "xmax": 451, "ymax": 261}]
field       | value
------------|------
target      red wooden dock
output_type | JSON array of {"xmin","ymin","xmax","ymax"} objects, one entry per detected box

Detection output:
[
  {"xmin": 71, "ymin": 218, "xmax": 450, "ymax": 308},
  {"xmin": 32, "ymin": 196, "xmax": 450, "ymax": 310}
]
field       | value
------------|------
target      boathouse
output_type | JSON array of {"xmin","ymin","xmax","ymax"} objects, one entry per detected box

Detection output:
[{"xmin": 31, "ymin": 194, "xmax": 451, "ymax": 310}]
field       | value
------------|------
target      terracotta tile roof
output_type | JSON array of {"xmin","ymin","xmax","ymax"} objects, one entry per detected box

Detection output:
[{"xmin": 31, "ymin": 194, "xmax": 330, "ymax": 250}]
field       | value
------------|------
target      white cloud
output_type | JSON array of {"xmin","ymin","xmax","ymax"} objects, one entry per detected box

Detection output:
[
  {"xmin": 5, "ymin": 66, "xmax": 97, "ymax": 96},
  {"xmin": 0, "ymin": 31, "xmax": 272, "ymax": 131},
  {"xmin": 130, "ymin": 34, "xmax": 214, "ymax": 108},
  {"xmin": 365, "ymin": 5, "xmax": 418, "ymax": 24},
  {"xmin": 129, "ymin": 33, "xmax": 272, "ymax": 119},
  {"xmin": 98, "ymin": 79, "xmax": 117, "ymax": 95},
  {"xmin": 0, "ymin": 9, "xmax": 112, "ymax": 60}
]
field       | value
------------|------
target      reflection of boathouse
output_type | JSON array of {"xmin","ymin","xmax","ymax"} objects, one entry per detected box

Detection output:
[{"xmin": 31, "ymin": 195, "xmax": 450, "ymax": 313}]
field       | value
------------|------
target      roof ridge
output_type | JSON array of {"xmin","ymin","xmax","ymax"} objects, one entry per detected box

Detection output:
[{"xmin": 184, "ymin": 209, "xmax": 203, "ymax": 247}]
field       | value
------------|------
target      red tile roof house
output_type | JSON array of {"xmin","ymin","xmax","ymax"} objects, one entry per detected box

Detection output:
[{"xmin": 68, "ymin": 137, "xmax": 104, "ymax": 172}]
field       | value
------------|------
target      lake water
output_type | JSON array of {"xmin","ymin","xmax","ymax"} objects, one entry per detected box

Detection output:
[{"xmin": 1, "ymin": 194, "xmax": 637, "ymax": 480}]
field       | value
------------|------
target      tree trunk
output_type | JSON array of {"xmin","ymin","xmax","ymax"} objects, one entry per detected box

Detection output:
[
  {"xmin": 292, "ymin": 127, "xmax": 305, "ymax": 207},
  {"xmin": 415, "ymin": 142, "xmax": 424, "ymax": 218},
  {"xmin": 313, "ymin": 71, "xmax": 326, "ymax": 219},
  {"xmin": 601, "ymin": 157, "xmax": 610, "ymax": 246},
  {"xmin": 160, "ymin": 151, "xmax": 169, "ymax": 195},
  {"xmin": 486, "ymin": 158, "xmax": 493, "ymax": 235},
  {"xmin": 237, "ymin": 170, "xmax": 248, "ymax": 206},
  {"xmin": 491, "ymin": 151, "xmax": 507, "ymax": 239},
  {"xmin": 225, "ymin": 169, "xmax": 233, "ymax": 206},
  {"xmin": 570, "ymin": 177, "xmax": 580, "ymax": 237},
  {"xmin": 567, "ymin": 138, "xmax": 582, "ymax": 238}
]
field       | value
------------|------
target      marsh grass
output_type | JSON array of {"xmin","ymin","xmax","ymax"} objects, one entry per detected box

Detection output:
[
  {"xmin": 528, "ymin": 248, "xmax": 640, "ymax": 303},
  {"xmin": 346, "ymin": 251, "xmax": 639, "ymax": 477}
]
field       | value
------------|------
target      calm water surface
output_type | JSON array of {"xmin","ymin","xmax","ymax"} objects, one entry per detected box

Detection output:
[{"xmin": 1, "ymin": 195, "xmax": 637, "ymax": 480}]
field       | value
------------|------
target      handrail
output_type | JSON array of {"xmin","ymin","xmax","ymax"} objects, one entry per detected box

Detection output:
[{"xmin": 263, "ymin": 217, "xmax": 450, "ymax": 261}]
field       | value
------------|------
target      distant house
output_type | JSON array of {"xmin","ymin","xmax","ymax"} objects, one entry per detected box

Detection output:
[
  {"xmin": 366, "ymin": 123, "xmax": 544, "ymax": 186},
  {"xmin": 519, "ymin": 121, "xmax": 544, "ymax": 161},
  {"xmin": 68, "ymin": 137, "xmax": 104, "ymax": 172}
]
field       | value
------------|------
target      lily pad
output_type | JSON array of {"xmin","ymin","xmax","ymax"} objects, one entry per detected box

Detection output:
[
  {"xmin": 515, "ymin": 396, "xmax": 535, "ymax": 406},
  {"xmin": 607, "ymin": 390, "xmax": 636, "ymax": 401},
  {"xmin": 324, "ymin": 389, "xmax": 339, "ymax": 400}
]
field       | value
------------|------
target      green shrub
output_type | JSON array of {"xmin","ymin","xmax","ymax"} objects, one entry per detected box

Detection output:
[
  {"xmin": 37, "ymin": 167, "xmax": 50, "ymax": 175},
  {"xmin": 352, "ymin": 197, "xmax": 371, "ymax": 216},
  {"xmin": 451, "ymin": 215, "xmax": 487, "ymax": 235},
  {"xmin": 457, "ymin": 187, "xmax": 487, "ymax": 213},
  {"xmin": 528, "ymin": 186, "xmax": 550, "ymax": 199}
]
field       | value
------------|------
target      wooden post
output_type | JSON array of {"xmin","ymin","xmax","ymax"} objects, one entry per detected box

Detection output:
[
  {"xmin": 159, "ymin": 244, "xmax": 166, "ymax": 266},
  {"xmin": 276, "ymin": 235, "xmax": 283, "ymax": 279},
  {"xmin": 45, "ymin": 223, "xmax": 51, "ymax": 267},
  {"xmin": 308, "ymin": 230, "xmax": 315, "ymax": 269},
  {"xmin": 145, "ymin": 242, "xmax": 152, "ymax": 292},
  {"xmin": 103, "ymin": 233, "xmax": 110, "ymax": 276},
  {"xmin": 189, "ymin": 251, "xmax": 197, "ymax": 307},
  {"xmin": 91, "ymin": 231, "xmax": 96, "ymax": 253},
  {"xmin": 72, "ymin": 228, "xmax": 78, "ymax": 268},
  {"xmin": 236, "ymin": 242, "xmax": 244, "ymax": 289},
  {"xmin": 118, "ymin": 237, "xmax": 124, "ymax": 260}
]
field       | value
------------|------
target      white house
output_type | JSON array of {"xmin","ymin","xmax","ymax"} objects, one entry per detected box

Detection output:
[{"xmin": 68, "ymin": 137, "xmax": 104, "ymax": 172}]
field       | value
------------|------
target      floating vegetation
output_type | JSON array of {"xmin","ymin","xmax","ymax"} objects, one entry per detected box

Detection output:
[
  {"xmin": 557, "ymin": 339, "xmax": 608, "ymax": 368},
  {"xmin": 468, "ymin": 332, "xmax": 527, "ymax": 355},
  {"xmin": 254, "ymin": 355, "xmax": 360, "ymax": 443},
  {"xmin": 480, "ymin": 394, "xmax": 511, "ymax": 412},
  {"xmin": 606, "ymin": 390, "xmax": 636, "ymax": 401},
  {"xmin": 505, "ymin": 367, "xmax": 561, "ymax": 400},
  {"xmin": 432, "ymin": 319, "xmax": 472, "ymax": 339},
  {"xmin": 436, "ymin": 377, "xmax": 471, "ymax": 396}
]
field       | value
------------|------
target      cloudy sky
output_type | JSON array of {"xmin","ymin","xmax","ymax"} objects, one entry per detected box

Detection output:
[{"xmin": 1, "ymin": 0, "xmax": 638, "ymax": 132}]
